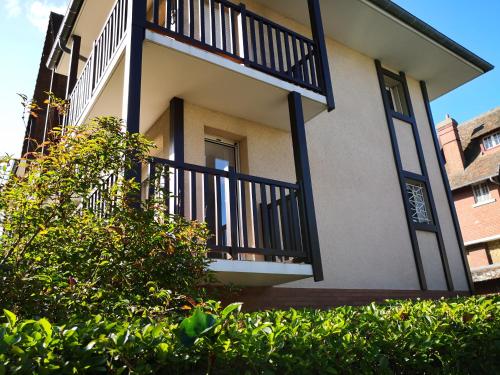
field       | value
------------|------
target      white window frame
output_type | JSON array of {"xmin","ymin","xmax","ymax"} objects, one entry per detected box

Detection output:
[
  {"xmin": 472, "ymin": 182, "xmax": 492, "ymax": 205},
  {"xmin": 483, "ymin": 132, "xmax": 500, "ymax": 150}
]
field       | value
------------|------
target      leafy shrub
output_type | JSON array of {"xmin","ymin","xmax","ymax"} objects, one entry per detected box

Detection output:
[
  {"xmin": 1, "ymin": 296, "xmax": 499, "ymax": 374},
  {"xmin": 0, "ymin": 117, "xmax": 210, "ymax": 320}
]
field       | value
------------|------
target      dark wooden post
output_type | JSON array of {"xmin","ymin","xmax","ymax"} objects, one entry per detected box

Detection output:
[
  {"xmin": 288, "ymin": 91, "xmax": 323, "ymax": 281},
  {"xmin": 307, "ymin": 0, "xmax": 334, "ymax": 111},
  {"xmin": 170, "ymin": 97, "xmax": 185, "ymax": 216},
  {"xmin": 228, "ymin": 166, "xmax": 239, "ymax": 258},
  {"xmin": 122, "ymin": 0, "xmax": 146, "ymax": 187},
  {"xmin": 66, "ymin": 35, "xmax": 81, "ymax": 98},
  {"xmin": 420, "ymin": 81, "xmax": 474, "ymax": 292}
]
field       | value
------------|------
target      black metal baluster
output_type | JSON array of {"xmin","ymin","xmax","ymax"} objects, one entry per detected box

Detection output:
[
  {"xmin": 299, "ymin": 39, "xmax": 309, "ymax": 85},
  {"xmin": 279, "ymin": 186, "xmax": 291, "ymax": 251},
  {"xmin": 167, "ymin": 0, "xmax": 172, "ymax": 30},
  {"xmin": 267, "ymin": 23, "xmax": 275, "ymax": 71},
  {"xmin": 275, "ymin": 29, "xmax": 284, "ymax": 73},
  {"xmin": 251, "ymin": 181, "xmax": 260, "ymax": 248},
  {"xmin": 307, "ymin": 42, "xmax": 317, "ymax": 89},
  {"xmin": 260, "ymin": 183, "xmax": 271, "ymax": 249},
  {"xmin": 178, "ymin": 0, "xmax": 184, "ymax": 35},
  {"xmin": 191, "ymin": 170, "xmax": 197, "ymax": 220},
  {"xmin": 249, "ymin": 15, "xmax": 257, "ymax": 63},
  {"xmin": 189, "ymin": 0, "xmax": 194, "ymax": 38},
  {"xmin": 220, "ymin": 3, "xmax": 226, "ymax": 52},
  {"xmin": 289, "ymin": 188, "xmax": 301, "ymax": 252},
  {"xmin": 228, "ymin": 167, "xmax": 238, "ymax": 257},
  {"xmin": 270, "ymin": 185, "xmax": 281, "ymax": 251},
  {"xmin": 200, "ymin": 0, "xmax": 205, "ymax": 43},
  {"xmin": 230, "ymin": 8, "xmax": 237, "ymax": 55},
  {"xmin": 284, "ymin": 32, "xmax": 292, "ymax": 77},
  {"xmin": 240, "ymin": 180, "xmax": 248, "ymax": 248},
  {"xmin": 258, "ymin": 19, "xmax": 266, "ymax": 66},
  {"xmin": 215, "ymin": 175, "xmax": 223, "ymax": 246},
  {"xmin": 210, "ymin": 0, "xmax": 216, "ymax": 47}
]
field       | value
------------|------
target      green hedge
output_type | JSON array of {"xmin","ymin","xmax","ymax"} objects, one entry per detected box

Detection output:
[{"xmin": 1, "ymin": 296, "xmax": 499, "ymax": 374}]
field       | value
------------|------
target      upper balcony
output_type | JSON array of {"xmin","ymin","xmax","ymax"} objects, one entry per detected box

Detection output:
[{"xmin": 57, "ymin": 0, "xmax": 332, "ymax": 131}]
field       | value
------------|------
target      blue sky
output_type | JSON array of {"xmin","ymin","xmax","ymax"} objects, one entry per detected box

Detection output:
[{"xmin": 0, "ymin": 0, "xmax": 498, "ymax": 158}]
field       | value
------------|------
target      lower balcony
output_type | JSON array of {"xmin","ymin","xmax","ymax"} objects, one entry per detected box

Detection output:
[
  {"xmin": 146, "ymin": 157, "xmax": 314, "ymax": 286},
  {"xmin": 87, "ymin": 156, "xmax": 314, "ymax": 286}
]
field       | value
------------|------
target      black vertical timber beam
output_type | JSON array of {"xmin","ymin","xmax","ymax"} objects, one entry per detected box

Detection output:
[
  {"xmin": 170, "ymin": 97, "xmax": 185, "ymax": 216},
  {"xmin": 399, "ymin": 72, "xmax": 453, "ymax": 291},
  {"xmin": 123, "ymin": 0, "xmax": 146, "ymax": 187},
  {"xmin": 307, "ymin": 0, "xmax": 334, "ymax": 111},
  {"xmin": 374, "ymin": 60, "xmax": 427, "ymax": 290},
  {"xmin": 288, "ymin": 91, "xmax": 323, "ymax": 281},
  {"xmin": 420, "ymin": 81, "xmax": 474, "ymax": 292},
  {"xmin": 66, "ymin": 35, "xmax": 81, "ymax": 98}
]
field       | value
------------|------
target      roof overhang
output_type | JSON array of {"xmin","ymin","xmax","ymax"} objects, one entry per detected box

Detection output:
[{"xmin": 253, "ymin": 0, "xmax": 494, "ymax": 100}]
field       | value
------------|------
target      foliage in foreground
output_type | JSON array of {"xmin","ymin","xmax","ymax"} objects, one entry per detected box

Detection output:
[
  {"xmin": 0, "ymin": 117, "xmax": 210, "ymax": 320},
  {"xmin": 1, "ymin": 296, "xmax": 499, "ymax": 374}
]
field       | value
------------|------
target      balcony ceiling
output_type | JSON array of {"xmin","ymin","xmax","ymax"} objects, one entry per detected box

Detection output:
[
  {"xmin": 140, "ymin": 32, "xmax": 327, "ymax": 132},
  {"xmin": 252, "ymin": 0, "xmax": 493, "ymax": 100}
]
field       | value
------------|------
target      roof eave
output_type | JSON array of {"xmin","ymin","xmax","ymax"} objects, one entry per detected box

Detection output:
[{"xmin": 365, "ymin": 0, "xmax": 494, "ymax": 74}]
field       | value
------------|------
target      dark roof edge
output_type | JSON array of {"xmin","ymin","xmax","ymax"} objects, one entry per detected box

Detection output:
[
  {"xmin": 46, "ymin": 0, "xmax": 84, "ymax": 70},
  {"xmin": 365, "ymin": 0, "xmax": 494, "ymax": 73}
]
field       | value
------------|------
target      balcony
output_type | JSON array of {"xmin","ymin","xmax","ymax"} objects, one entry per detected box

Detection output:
[
  {"xmin": 86, "ymin": 157, "xmax": 314, "ymax": 286},
  {"xmin": 65, "ymin": 0, "xmax": 330, "ymax": 130}
]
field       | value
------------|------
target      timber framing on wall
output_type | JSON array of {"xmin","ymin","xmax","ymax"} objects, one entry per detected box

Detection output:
[
  {"xmin": 420, "ymin": 81, "xmax": 474, "ymax": 291},
  {"xmin": 375, "ymin": 60, "xmax": 454, "ymax": 291}
]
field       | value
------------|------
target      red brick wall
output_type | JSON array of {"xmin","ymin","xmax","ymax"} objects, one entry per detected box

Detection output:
[
  {"xmin": 466, "ymin": 244, "xmax": 490, "ymax": 269},
  {"xmin": 453, "ymin": 181, "xmax": 500, "ymax": 244}
]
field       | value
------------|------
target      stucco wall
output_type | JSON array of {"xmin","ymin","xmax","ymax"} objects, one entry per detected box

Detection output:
[{"xmin": 141, "ymin": 1, "xmax": 470, "ymax": 292}]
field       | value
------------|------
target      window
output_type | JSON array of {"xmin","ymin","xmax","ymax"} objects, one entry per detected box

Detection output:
[
  {"xmin": 384, "ymin": 74, "xmax": 409, "ymax": 116},
  {"xmin": 483, "ymin": 132, "xmax": 500, "ymax": 150},
  {"xmin": 405, "ymin": 180, "xmax": 433, "ymax": 225},
  {"xmin": 472, "ymin": 182, "xmax": 491, "ymax": 204}
]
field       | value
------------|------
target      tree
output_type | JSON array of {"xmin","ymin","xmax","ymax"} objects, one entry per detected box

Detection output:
[{"xmin": 0, "ymin": 116, "xmax": 210, "ymax": 320}]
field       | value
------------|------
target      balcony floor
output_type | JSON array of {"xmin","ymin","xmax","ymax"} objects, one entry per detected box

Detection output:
[
  {"xmin": 209, "ymin": 260, "xmax": 313, "ymax": 286},
  {"xmin": 140, "ymin": 30, "xmax": 327, "ymax": 132}
]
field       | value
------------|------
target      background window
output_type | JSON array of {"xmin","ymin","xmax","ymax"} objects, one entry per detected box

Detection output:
[
  {"xmin": 483, "ymin": 132, "xmax": 500, "ymax": 150},
  {"xmin": 384, "ymin": 74, "xmax": 409, "ymax": 116},
  {"xmin": 405, "ymin": 180, "xmax": 433, "ymax": 224},
  {"xmin": 472, "ymin": 182, "xmax": 491, "ymax": 204}
]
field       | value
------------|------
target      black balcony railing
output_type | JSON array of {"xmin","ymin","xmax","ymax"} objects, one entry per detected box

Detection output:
[
  {"xmin": 83, "ymin": 158, "xmax": 311, "ymax": 262},
  {"xmin": 67, "ymin": 0, "xmax": 128, "ymax": 125},
  {"xmin": 147, "ymin": 157, "xmax": 310, "ymax": 261},
  {"xmin": 146, "ymin": 0, "xmax": 324, "ymax": 94}
]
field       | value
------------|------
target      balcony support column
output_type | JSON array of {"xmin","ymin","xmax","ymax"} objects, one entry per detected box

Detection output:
[
  {"xmin": 288, "ymin": 91, "xmax": 323, "ymax": 281},
  {"xmin": 170, "ymin": 97, "xmax": 185, "ymax": 216},
  {"xmin": 307, "ymin": 0, "xmax": 334, "ymax": 111},
  {"xmin": 122, "ymin": 0, "xmax": 146, "ymax": 187},
  {"xmin": 66, "ymin": 35, "xmax": 81, "ymax": 99}
]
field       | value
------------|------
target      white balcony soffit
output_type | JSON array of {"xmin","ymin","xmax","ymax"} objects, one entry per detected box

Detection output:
[
  {"xmin": 209, "ymin": 259, "xmax": 313, "ymax": 286},
  {"xmin": 141, "ymin": 31, "xmax": 326, "ymax": 132},
  {"xmin": 253, "ymin": 0, "xmax": 493, "ymax": 101}
]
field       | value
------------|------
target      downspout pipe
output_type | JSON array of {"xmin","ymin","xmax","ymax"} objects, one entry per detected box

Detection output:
[{"xmin": 46, "ymin": 0, "xmax": 85, "ymax": 70}]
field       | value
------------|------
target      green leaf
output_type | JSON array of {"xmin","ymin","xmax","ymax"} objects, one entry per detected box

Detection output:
[
  {"xmin": 38, "ymin": 318, "xmax": 52, "ymax": 336},
  {"xmin": 3, "ymin": 310, "xmax": 17, "ymax": 327},
  {"xmin": 177, "ymin": 308, "xmax": 217, "ymax": 347},
  {"xmin": 221, "ymin": 302, "xmax": 242, "ymax": 318}
]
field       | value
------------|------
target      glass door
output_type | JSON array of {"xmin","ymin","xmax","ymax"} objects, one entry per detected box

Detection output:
[{"xmin": 204, "ymin": 138, "xmax": 238, "ymax": 258}]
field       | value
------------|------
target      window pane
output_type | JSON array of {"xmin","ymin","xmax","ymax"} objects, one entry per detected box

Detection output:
[
  {"xmin": 383, "ymin": 74, "xmax": 409, "ymax": 116},
  {"xmin": 405, "ymin": 180, "xmax": 433, "ymax": 224},
  {"xmin": 473, "ymin": 183, "xmax": 490, "ymax": 204}
]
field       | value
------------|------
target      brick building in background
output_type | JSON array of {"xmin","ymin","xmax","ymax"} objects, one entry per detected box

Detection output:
[{"xmin": 437, "ymin": 108, "xmax": 500, "ymax": 290}]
